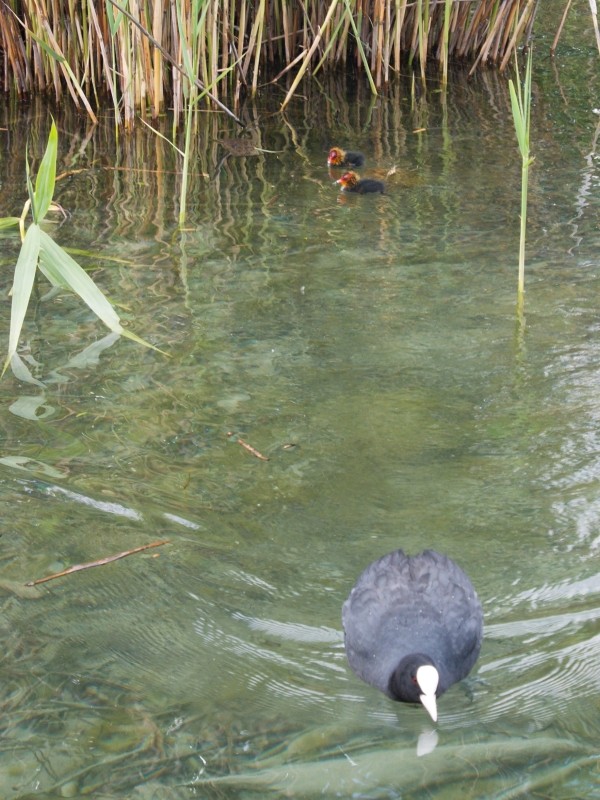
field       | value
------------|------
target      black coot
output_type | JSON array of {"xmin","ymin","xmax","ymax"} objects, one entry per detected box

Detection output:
[
  {"xmin": 328, "ymin": 146, "xmax": 366, "ymax": 168},
  {"xmin": 342, "ymin": 549, "xmax": 483, "ymax": 721},
  {"xmin": 336, "ymin": 171, "xmax": 385, "ymax": 194}
]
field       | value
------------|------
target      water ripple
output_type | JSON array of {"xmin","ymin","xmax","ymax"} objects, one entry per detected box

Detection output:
[
  {"xmin": 482, "ymin": 632, "xmax": 600, "ymax": 724},
  {"xmin": 232, "ymin": 611, "xmax": 341, "ymax": 644}
]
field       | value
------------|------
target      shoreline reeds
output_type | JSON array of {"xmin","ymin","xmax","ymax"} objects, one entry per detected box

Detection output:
[{"xmin": 0, "ymin": 0, "xmax": 549, "ymax": 128}]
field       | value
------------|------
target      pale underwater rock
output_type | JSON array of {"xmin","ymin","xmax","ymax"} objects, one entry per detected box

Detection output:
[{"xmin": 193, "ymin": 737, "xmax": 590, "ymax": 797}]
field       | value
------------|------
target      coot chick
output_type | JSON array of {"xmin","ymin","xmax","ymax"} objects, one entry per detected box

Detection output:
[
  {"xmin": 328, "ymin": 147, "xmax": 366, "ymax": 168},
  {"xmin": 336, "ymin": 171, "xmax": 385, "ymax": 195},
  {"xmin": 342, "ymin": 549, "xmax": 483, "ymax": 722}
]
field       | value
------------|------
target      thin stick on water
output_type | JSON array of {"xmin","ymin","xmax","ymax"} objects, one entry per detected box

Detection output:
[
  {"xmin": 26, "ymin": 540, "xmax": 170, "ymax": 586},
  {"xmin": 227, "ymin": 432, "xmax": 270, "ymax": 461}
]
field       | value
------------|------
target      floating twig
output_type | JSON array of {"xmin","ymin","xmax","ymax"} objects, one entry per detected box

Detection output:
[
  {"xmin": 25, "ymin": 540, "xmax": 169, "ymax": 586},
  {"xmin": 227, "ymin": 432, "xmax": 270, "ymax": 461}
]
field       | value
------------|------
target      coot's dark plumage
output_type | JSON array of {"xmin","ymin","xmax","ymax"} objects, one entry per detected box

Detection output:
[
  {"xmin": 336, "ymin": 171, "xmax": 385, "ymax": 195},
  {"xmin": 328, "ymin": 147, "xmax": 366, "ymax": 168},
  {"xmin": 342, "ymin": 549, "xmax": 483, "ymax": 721}
]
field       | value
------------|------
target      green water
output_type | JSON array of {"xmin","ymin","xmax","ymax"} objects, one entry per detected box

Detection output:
[{"xmin": 1, "ymin": 48, "xmax": 599, "ymax": 799}]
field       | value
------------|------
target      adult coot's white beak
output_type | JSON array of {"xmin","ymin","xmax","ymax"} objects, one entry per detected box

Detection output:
[
  {"xmin": 419, "ymin": 691, "xmax": 438, "ymax": 722},
  {"xmin": 416, "ymin": 665, "xmax": 439, "ymax": 722}
]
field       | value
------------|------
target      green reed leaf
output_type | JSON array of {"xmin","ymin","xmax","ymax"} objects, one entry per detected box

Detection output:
[
  {"xmin": 27, "ymin": 31, "xmax": 66, "ymax": 63},
  {"xmin": 33, "ymin": 120, "xmax": 58, "ymax": 223},
  {"xmin": 38, "ymin": 229, "xmax": 123, "ymax": 332},
  {"xmin": 509, "ymin": 79, "xmax": 526, "ymax": 155},
  {"xmin": 38, "ymin": 230, "xmax": 165, "ymax": 353},
  {"xmin": 0, "ymin": 217, "xmax": 20, "ymax": 229},
  {"xmin": 3, "ymin": 223, "xmax": 41, "ymax": 376}
]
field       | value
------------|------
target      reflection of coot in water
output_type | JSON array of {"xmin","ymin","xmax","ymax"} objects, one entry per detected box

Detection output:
[{"xmin": 342, "ymin": 549, "xmax": 483, "ymax": 722}]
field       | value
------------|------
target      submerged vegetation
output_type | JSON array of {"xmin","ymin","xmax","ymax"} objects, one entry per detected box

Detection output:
[{"xmin": 0, "ymin": 0, "xmax": 566, "ymax": 128}]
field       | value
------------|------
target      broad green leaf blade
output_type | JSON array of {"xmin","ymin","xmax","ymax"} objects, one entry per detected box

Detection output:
[
  {"xmin": 39, "ymin": 231, "xmax": 163, "ymax": 352},
  {"xmin": 121, "ymin": 328, "xmax": 167, "ymax": 354},
  {"xmin": 34, "ymin": 120, "xmax": 58, "ymax": 223},
  {"xmin": 523, "ymin": 52, "xmax": 533, "ymax": 143},
  {"xmin": 37, "ymin": 253, "xmax": 73, "ymax": 290},
  {"xmin": 0, "ymin": 216, "xmax": 20, "ymax": 229},
  {"xmin": 105, "ymin": 1, "xmax": 122, "ymax": 35},
  {"xmin": 508, "ymin": 79, "xmax": 526, "ymax": 158},
  {"xmin": 27, "ymin": 32, "xmax": 66, "ymax": 63},
  {"xmin": 38, "ymin": 229, "xmax": 123, "ymax": 332},
  {"xmin": 3, "ymin": 223, "xmax": 41, "ymax": 376},
  {"xmin": 37, "ymin": 232, "xmax": 164, "ymax": 353}
]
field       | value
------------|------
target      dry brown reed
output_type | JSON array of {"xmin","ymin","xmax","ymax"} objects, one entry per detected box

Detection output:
[{"xmin": 0, "ymin": 0, "xmax": 548, "ymax": 127}]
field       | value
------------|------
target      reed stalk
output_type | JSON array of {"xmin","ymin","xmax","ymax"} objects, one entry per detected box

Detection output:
[
  {"xmin": 588, "ymin": 0, "xmax": 600, "ymax": 55},
  {"xmin": 0, "ymin": 0, "xmax": 548, "ymax": 124},
  {"xmin": 441, "ymin": 0, "xmax": 452, "ymax": 85},
  {"xmin": 508, "ymin": 47, "xmax": 533, "ymax": 303}
]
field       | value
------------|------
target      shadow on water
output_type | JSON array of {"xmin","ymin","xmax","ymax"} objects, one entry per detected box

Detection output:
[{"xmin": 1, "ymin": 59, "xmax": 600, "ymax": 798}]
